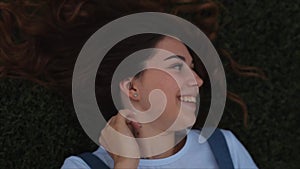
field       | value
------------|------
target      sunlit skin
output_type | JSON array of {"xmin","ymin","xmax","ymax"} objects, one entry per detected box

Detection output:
[
  {"xmin": 100, "ymin": 36, "xmax": 204, "ymax": 168},
  {"xmin": 122, "ymin": 36, "xmax": 203, "ymax": 158},
  {"xmin": 130, "ymin": 36, "xmax": 203, "ymax": 135}
]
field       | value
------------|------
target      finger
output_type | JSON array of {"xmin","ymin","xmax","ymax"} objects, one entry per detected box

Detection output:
[
  {"xmin": 99, "ymin": 132, "xmax": 114, "ymax": 154},
  {"xmin": 99, "ymin": 129, "xmax": 108, "ymax": 147},
  {"xmin": 120, "ymin": 109, "xmax": 141, "ymax": 128},
  {"xmin": 115, "ymin": 111, "xmax": 130, "ymax": 124},
  {"xmin": 124, "ymin": 116, "xmax": 141, "ymax": 131},
  {"xmin": 125, "ymin": 119, "xmax": 132, "ymax": 125},
  {"xmin": 130, "ymin": 121, "xmax": 142, "ymax": 130},
  {"xmin": 119, "ymin": 109, "xmax": 137, "ymax": 121},
  {"xmin": 106, "ymin": 116, "xmax": 115, "ymax": 126}
]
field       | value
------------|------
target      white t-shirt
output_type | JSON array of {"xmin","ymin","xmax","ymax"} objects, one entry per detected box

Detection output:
[{"xmin": 61, "ymin": 129, "xmax": 258, "ymax": 169}]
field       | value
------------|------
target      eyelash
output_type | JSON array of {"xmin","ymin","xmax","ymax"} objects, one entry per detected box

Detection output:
[{"xmin": 169, "ymin": 63, "xmax": 183, "ymax": 71}]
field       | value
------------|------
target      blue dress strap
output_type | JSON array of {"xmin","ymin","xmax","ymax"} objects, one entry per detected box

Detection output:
[
  {"xmin": 77, "ymin": 152, "xmax": 110, "ymax": 169},
  {"xmin": 207, "ymin": 128, "xmax": 234, "ymax": 169}
]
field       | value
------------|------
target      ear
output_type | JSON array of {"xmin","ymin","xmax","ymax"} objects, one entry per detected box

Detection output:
[{"xmin": 119, "ymin": 77, "xmax": 140, "ymax": 101}]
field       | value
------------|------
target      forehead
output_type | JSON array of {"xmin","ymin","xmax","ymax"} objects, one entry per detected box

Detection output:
[
  {"xmin": 155, "ymin": 37, "xmax": 191, "ymax": 60},
  {"xmin": 144, "ymin": 36, "xmax": 192, "ymax": 66}
]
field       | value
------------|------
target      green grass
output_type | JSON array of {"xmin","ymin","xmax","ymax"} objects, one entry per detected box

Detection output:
[
  {"xmin": 0, "ymin": 79, "xmax": 97, "ymax": 168},
  {"xmin": 0, "ymin": 0, "xmax": 299, "ymax": 168}
]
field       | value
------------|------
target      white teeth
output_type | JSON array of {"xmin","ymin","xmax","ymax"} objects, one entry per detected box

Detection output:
[{"xmin": 179, "ymin": 96, "xmax": 196, "ymax": 103}]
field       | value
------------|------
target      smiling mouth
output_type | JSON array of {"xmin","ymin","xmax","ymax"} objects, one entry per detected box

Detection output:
[{"xmin": 178, "ymin": 96, "xmax": 197, "ymax": 103}]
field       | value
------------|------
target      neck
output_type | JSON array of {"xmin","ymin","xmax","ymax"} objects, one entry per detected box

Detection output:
[{"xmin": 136, "ymin": 125, "xmax": 186, "ymax": 159}]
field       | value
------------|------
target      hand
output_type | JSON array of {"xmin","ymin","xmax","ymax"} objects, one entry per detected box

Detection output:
[{"xmin": 99, "ymin": 109, "xmax": 142, "ymax": 169}]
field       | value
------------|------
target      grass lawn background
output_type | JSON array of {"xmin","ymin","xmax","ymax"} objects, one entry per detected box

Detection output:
[{"xmin": 0, "ymin": 0, "xmax": 299, "ymax": 168}]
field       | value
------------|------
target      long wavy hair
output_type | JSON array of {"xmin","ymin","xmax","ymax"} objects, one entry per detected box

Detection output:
[{"xmin": 0, "ymin": 0, "xmax": 266, "ymax": 126}]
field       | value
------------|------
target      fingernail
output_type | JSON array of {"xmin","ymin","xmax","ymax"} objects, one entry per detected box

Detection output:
[{"xmin": 132, "ymin": 122, "xmax": 142, "ymax": 129}]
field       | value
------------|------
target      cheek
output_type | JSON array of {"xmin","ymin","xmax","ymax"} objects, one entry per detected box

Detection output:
[
  {"xmin": 159, "ymin": 75, "xmax": 180, "ymax": 94},
  {"xmin": 153, "ymin": 112, "xmax": 177, "ymax": 131},
  {"xmin": 143, "ymin": 74, "xmax": 179, "ymax": 98}
]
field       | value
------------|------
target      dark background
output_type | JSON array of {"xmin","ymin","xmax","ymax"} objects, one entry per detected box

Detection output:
[{"xmin": 0, "ymin": 0, "xmax": 299, "ymax": 168}]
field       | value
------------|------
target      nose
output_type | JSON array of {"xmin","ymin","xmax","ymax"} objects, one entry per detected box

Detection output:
[{"xmin": 188, "ymin": 71, "xmax": 203, "ymax": 87}]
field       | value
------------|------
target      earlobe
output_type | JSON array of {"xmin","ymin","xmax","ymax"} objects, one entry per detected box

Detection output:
[
  {"xmin": 119, "ymin": 78, "xmax": 140, "ymax": 101},
  {"xmin": 133, "ymin": 93, "xmax": 138, "ymax": 98}
]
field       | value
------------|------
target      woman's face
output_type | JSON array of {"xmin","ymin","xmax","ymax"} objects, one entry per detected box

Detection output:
[{"xmin": 132, "ymin": 36, "xmax": 203, "ymax": 132}]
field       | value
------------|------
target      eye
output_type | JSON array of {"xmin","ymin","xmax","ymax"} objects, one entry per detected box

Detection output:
[{"xmin": 169, "ymin": 63, "xmax": 183, "ymax": 71}]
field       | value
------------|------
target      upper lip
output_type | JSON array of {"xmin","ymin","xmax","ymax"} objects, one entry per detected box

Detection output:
[
  {"xmin": 177, "ymin": 94, "xmax": 199, "ymax": 98},
  {"xmin": 177, "ymin": 87, "xmax": 199, "ymax": 98},
  {"xmin": 178, "ymin": 91, "xmax": 199, "ymax": 97},
  {"xmin": 179, "ymin": 94, "xmax": 197, "ymax": 96}
]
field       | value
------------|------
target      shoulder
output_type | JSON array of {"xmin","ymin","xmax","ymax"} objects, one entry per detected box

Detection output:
[
  {"xmin": 189, "ymin": 129, "xmax": 258, "ymax": 168},
  {"xmin": 218, "ymin": 129, "xmax": 249, "ymax": 155},
  {"xmin": 61, "ymin": 156, "xmax": 91, "ymax": 169},
  {"xmin": 188, "ymin": 128, "xmax": 237, "ymax": 143},
  {"xmin": 61, "ymin": 147, "xmax": 113, "ymax": 169},
  {"xmin": 220, "ymin": 129, "xmax": 258, "ymax": 168}
]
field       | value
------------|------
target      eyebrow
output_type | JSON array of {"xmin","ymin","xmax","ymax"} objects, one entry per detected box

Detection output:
[{"xmin": 163, "ymin": 55, "xmax": 186, "ymax": 62}]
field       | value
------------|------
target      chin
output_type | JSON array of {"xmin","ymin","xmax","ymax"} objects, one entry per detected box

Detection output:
[
  {"xmin": 182, "ymin": 108, "xmax": 197, "ymax": 123},
  {"xmin": 184, "ymin": 117, "xmax": 196, "ymax": 128},
  {"xmin": 168, "ymin": 115, "xmax": 196, "ymax": 131}
]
